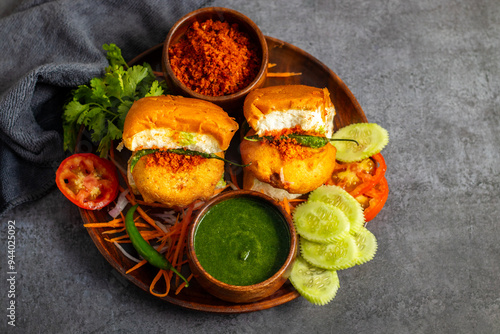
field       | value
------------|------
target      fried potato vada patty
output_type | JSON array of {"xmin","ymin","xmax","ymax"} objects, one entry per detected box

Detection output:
[
  {"xmin": 240, "ymin": 138, "xmax": 337, "ymax": 194},
  {"xmin": 131, "ymin": 151, "xmax": 224, "ymax": 208}
]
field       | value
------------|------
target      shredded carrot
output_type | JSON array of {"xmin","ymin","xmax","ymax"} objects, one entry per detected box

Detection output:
[
  {"xmin": 83, "ymin": 217, "xmax": 123, "ymax": 228},
  {"xmin": 267, "ymin": 72, "xmax": 302, "ymax": 77},
  {"xmin": 101, "ymin": 227, "xmax": 126, "ymax": 235},
  {"xmin": 268, "ymin": 63, "xmax": 277, "ymax": 68},
  {"xmin": 228, "ymin": 166, "xmax": 241, "ymax": 190},
  {"xmin": 105, "ymin": 234, "xmax": 132, "ymax": 243},
  {"xmin": 175, "ymin": 273, "xmax": 193, "ymax": 295},
  {"xmin": 289, "ymin": 198, "xmax": 307, "ymax": 203},
  {"xmin": 153, "ymin": 71, "xmax": 165, "ymax": 78},
  {"xmin": 170, "ymin": 205, "xmax": 193, "ymax": 285},
  {"xmin": 150, "ymin": 269, "xmax": 171, "ymax": 297},
  {"xmin": 126, "ymin": 259, "xmax": 148, "ymax": 274},
  {"xmin": 105, "ymin": 238, "xmax": 131, "ymax": 244},
  {"xmin": 282, "ymin": 197, "xmax": 291, "ymax": 216}
]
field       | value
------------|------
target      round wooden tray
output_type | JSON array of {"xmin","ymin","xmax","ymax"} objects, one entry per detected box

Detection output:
[{"xmin": 81, "ymin": 36, "xmax": 367, "ymax": 313}]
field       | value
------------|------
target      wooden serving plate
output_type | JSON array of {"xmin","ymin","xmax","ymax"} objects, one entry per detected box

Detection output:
[{"xmin": 81, "ymin": 36, "xmax": 367, "ymax": 313}]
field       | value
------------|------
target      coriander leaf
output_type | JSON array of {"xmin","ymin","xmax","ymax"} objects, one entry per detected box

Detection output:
[
  {"xmin": 83, "ymin": 107, "xmax": 106, "ymax": 126},
  {"xmin": 97, "ymin": 133, "xmax": 111, "ymax": 158},
  {"xmin": 62, "ymin": 43, "xmax": 169, "ymax": 156},
  {"xmin": 104, "ymin": 65, "xmax": 126, "ymax": 99},
  {"xmin": 123, "ymin": 65, "xmax": 149, "ymax": 97},
  {"xmin": 63, "ymin": 122, "xmax": 78, "ymax": 153},
  {"xmin": 89, "ymin": 113, "xmax": 107, "ymax": 143},
  {"xmin": 63, "ymin": 100, "xmax": 89, "ymax": 124},
  {"xmin": 107, "ymin": 120, "xmax": 122, "ymax": 140},
  {"xmin": 146, "ymin": 80, "xmax": 164, "ymax": 97},
  {"xmin": 90, "ymin": 78, "xmax": 112, "ymax": 108},
  {"xmin": 103, "ymin": 43, "xmax": 128, "ymax": 68},
  {"xmin": 72, "ymin": 85, "xmax": 93, "ymax": 103},
  {"xmin": 116, "ymin": 100, "xmax": 133, "ymax": 130}
]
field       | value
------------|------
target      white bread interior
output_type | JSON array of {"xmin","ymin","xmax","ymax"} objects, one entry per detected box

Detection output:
[{"xmin": 126, "ymin": 128, "xmax": 221, "ymax": 153}]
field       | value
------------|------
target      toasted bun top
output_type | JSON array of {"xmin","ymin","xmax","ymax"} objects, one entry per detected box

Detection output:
[
  {"xmin": 243, "ymin": 85, "xmax": 334, "ymax": 131},
  {"xmin": 123, "ymin": 95, "xmax": 238, "ymax": 151}
]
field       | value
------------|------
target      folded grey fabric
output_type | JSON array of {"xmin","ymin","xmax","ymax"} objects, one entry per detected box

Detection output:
[{"xmin": 0, "ymin": 0, "xmax": 211, "ymax": 216}]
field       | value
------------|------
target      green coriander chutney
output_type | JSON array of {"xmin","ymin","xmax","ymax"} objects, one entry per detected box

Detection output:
[{"xmin": 194, "ymin": 196, "xmax": 291, "ymax": 286}]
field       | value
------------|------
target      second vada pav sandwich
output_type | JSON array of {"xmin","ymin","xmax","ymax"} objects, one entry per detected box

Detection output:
[
  {"xmin": 240, "ymin": 85, "xmax": 339, "ymax": 200},
  {"xmin": 122, "ymin": 95, "xmax": 239, "ymax": 208}
]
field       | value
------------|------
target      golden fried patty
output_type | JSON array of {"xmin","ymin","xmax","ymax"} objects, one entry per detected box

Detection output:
[
  {"xmin": 131, "ymin": 151, "xmax": 224, "ymax": 208},
  {"xmin": 240, "ymin": 138, "xmax": 337, "ymax": 194}
]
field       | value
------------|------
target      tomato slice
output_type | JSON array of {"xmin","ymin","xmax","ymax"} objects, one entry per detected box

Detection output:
[
  {"xmin": 56, "ymin": 153, "xmax": 119, "ymax": 210},
  {"xmin": 358, "ymin": 176, "xmax": 389, "ymax": 222},
  {"xmin": 327, "ymin": 153, "xmax": 387, "ymax": 197}
]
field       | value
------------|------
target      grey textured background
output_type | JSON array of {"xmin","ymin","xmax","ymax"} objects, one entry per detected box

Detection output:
[{"xmin": 1, "ymin": 0, "xmax": 499, "ymax": 333}]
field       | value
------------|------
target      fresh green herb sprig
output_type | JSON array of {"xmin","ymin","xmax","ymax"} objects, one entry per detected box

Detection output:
[
  {"xmin": 129, "ymin": 148, "xmax": 250, "ymax": 173},
  {"xmin": 244, "ymin": 134, "xmax": 358, "ymax": 148},
  {"xmin": 62, "ymin": 43, "xmax": 168, "ymax": 157}
]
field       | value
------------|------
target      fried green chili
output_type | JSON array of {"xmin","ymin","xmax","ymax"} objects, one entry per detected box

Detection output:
[
  {"xmin": 244, "ymin": 134, "xmax": 359, "ymax": 148},
  {"xmin": 125, "ymin": 204, "xmax": 189, "ymax": 286},
  {"xmin": 129, "ymin": 148, "xmax": 250, "ymax": 173}
]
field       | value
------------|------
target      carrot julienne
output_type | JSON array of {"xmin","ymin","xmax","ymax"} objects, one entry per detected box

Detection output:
[
  {"xmin": 267, "ymin": 72, "xmax": 302, "ymax": 77},
  {"xmin": 175, "ymin": 273, "xmax": 193, "ymax": 295},
  {"xmin": 150, "ymin": 269, "xmax": 171, "ymax": 297},
  {"xmin": 126, "ymin": 259, "xmax": 148, "ymax": 274},
  {"xmin": 282, "ymin": 197, "xmax": 291, "ymax": 216},
  {"xmin": 228, "ymin": 166, "xmax": 241, "ymax": 190}
]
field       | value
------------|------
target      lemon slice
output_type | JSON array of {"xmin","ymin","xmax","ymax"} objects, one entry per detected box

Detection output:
[
  {"xmin": 289, "ymin": 255, "xmax": 340, "ymax": 305},
  {"xmin": 351, "ymin": 227, "xmax": 378, "ymax": 265},
  {"xmin": 300, "ymin": 234, "xmax": 358, "ymax": 270},
  {"xmin": 293, "ymin": 201, "xmax": 350, "ymax": 243},
  {"xmin": 308, "ymin": 185, "xmax": 365, "ymax": 233},
  {"xmin": 331, "ymin": 123, "xmax": 389, "ymax": 162}
]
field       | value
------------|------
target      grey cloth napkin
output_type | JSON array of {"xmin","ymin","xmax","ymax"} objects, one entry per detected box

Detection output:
[{"xmin": 0, "ymin": 0, "xmax": 210, "ymax": 216}]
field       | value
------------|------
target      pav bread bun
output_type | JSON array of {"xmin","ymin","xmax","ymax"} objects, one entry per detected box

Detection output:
[
  {"xmin": 240, "ymin": 85, "xmax": 337, "ymax": 199},
  {"xmin": 123, "ymin": 95, "xmax": 238, "ymax": 152},
  {"xmin": 123, "ymin": 95, "xmax": 238, "ymax": 208},
  {"xmin": 243, "ymin": 85, "xmax": 335, "ymax": 137}
]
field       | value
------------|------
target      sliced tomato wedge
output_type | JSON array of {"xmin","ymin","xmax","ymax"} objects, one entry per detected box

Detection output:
[
  {"xmin": 327, "ymin": 153, "xmax": 387, "ymax": 197},
  {"xmin": 56, "ymin": 153, "xmax": 119, "ymax": 210},
  {"xmin": 357, "ymin": 176, "xmax": 389, "ymax": 222}
]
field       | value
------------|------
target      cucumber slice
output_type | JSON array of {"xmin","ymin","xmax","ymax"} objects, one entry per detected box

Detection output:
[
  {"xmin": 289, "ymin": 255, "xmax": 340, "ymax": 305},
  {"xmin": 293, "ymin": 201, "xmax": 350, "ymax": 243},
  {"xmin": 308, "ymin": 185, "xmax": 365, "ymax": 233},
  {"xmin": 351, "ymin": 227, "xmax": 378, "ymax": 265},
  {"xmin": 300, "ymin": 235, "xmax": 358, "ymax": 270},
  {"xmin": 331, "ymin": 123, "xmax": 389, "ymax": 162}
]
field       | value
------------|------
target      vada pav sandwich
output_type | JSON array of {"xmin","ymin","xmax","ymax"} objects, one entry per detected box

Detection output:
[
  {"xmin": 122, "ymin": 95, "xmax": 239, "ymax": 208},
  {"xmin": 240, "ymin": 85, "xmax": 338, "ymax": 200}
]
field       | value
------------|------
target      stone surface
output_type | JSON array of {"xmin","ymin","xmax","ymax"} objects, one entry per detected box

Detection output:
[{"xmin": 1, "ymin": 0, "xmax": 499, "ymax": 333}]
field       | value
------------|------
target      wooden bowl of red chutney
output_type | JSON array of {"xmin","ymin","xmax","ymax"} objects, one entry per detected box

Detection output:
[
  {"xmin": 187, "ymin": 190, "xmax": 298, "ymax": 304},
  {"xmin": 162, "ymin": 7, "xmax": 268, "ymax": 112}
]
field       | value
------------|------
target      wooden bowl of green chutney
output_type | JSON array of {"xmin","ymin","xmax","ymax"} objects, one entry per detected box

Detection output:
[{"xmin": 187, "ymin": 190, "xmax": 298, "ymax": 304}]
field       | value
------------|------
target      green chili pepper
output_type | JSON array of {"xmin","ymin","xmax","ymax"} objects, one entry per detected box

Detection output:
[
  {"xmin": 125, "ymin": 204, "xmax": 189, "ymax": 286},
  {"xmin": 244, "ymin": 134, "xmax": 359, "ymax": 148},
  {"xmin": 129, "ymin": 148, "xmax": 250, "ymax": 173}
]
